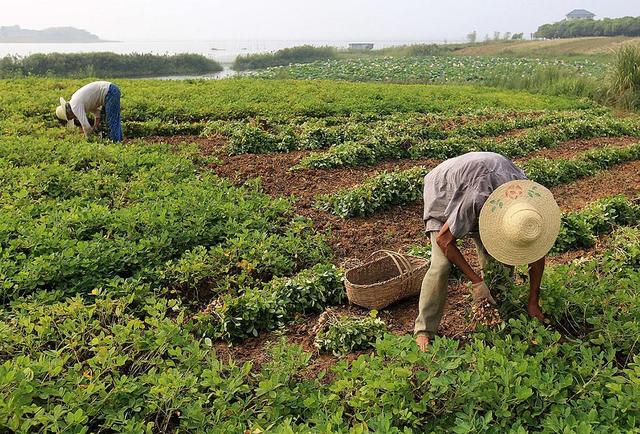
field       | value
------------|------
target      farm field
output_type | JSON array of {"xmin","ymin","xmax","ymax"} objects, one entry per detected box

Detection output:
[
  {"xmin": 253, "ymin": 55, "xmax": 608, "ymax": 84},
  {"xmin": 2, "ymin": 78, "xmax": 640, "ymax": 432}
]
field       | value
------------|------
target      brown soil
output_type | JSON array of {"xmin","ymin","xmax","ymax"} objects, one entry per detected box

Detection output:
[
  {"xmin": 552, "ymin": 159, "xmax": 640, "ymax": 211},
  {"xmin": 515, "ymin": 136, "xmax": 637, "ymax": 162},
  {"xmin": 212, "ymin": 152, "xmax": 438, "ymax": 216}
]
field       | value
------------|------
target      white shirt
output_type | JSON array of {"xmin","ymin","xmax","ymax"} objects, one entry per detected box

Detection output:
[{"xmin": 69, "ymin": 81, "xmax": 111, "ymax": 136}]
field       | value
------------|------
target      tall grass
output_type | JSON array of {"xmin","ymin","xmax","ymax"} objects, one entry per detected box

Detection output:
[
  {"xmin": 0, "ymin": 52, "xmax": 222, "ymax": 78},
  {"xmin": 484, "ymin": 65, "xmax": 603, "ymax": 100},
  {"xmin": 608, "ymin": 44, "xmax": 640, "ymax": 110},
  {"xmin": 370, "ymin": 43, "xmax": 457, "ymax": 57},
  {"xmin": 232, "ymin": 45, "xmax": 337, "ymax": 71},
  {"xmin": 484, "ymin": 46, "xmax": 640, "ymax": 111}
]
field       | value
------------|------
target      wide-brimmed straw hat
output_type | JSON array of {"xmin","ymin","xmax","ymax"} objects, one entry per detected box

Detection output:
[
  {"xmin": 479, "ymin": 180, "xmax": 560, "ymax": 266},
  {"xmin": 55, "ymin": 97, "xmax": 74, "ymax": 127}
]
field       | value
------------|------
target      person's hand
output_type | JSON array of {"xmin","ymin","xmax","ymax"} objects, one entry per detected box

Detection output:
[
  {"xmin": 527, "ymin": 303, "xmax": 546, "ymax": 322},
  {"xmin": 415, "ymin": 334, "xmax": 430, "ymax": 352},
  {"xmin": 471, "ymin": 281, "xmax": 496, "ymax": 305}
]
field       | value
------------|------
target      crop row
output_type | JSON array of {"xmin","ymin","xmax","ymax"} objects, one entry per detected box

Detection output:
[
  {"xmin": 553, "ymin": 195, "xmax": 640, "ymax": 253},
  {"xmin": 297, "ymin": 116, "xmax": 640, "ymax": 169},
  {"xmin": 3, "ymin": 229, "xmax": 640, "ymax": 431},
  {"xmin": 120, "ymin": 109, "xmax": 599, "ymax": 156},
  {"xmin": 3, "ymin": 78, "xmax": 589, "ymax": 123},
  {"xmin": 195, "ymin": 263, "xmax": 344, "ymax": 341},
  {"xmin": 0, "ymin": 136, "xmax": 331, "ymax": 302},
  {"xmin": 318, "ymin": 142, "xmax": 640, "ymax": 218},
  {"xmin": 216, "ymin": 109, "xmax": 600, "ymax": 156}
]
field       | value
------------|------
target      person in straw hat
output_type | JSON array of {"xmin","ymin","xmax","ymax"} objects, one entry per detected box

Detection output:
[
  {"xmin": 415, "ymin": 151, "xmax": 560, "ymax": 351},
  {"xmin": 55, "ymin": 81, "xmax": 123, "ymax": 142}
]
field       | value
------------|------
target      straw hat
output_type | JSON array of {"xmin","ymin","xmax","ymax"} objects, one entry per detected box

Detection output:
[
  {"xmin": 479, "ymin": 180, "xmax": 560, "ymax": 266},
  {"xmin": 55, "ymin": 97, "xmax": 74, "ymax": 127}
]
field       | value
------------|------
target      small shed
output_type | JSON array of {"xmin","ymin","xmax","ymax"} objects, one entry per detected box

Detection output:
[
  {"xmin": 348, "ymin": 43, "xmax": 374, "ymax": 51},
  {"xmin": 566, "ymin": 9, "xmax": 595, "ymax": 20}
]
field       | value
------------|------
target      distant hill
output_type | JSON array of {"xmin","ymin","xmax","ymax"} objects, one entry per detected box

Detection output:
[{"xmin": 0, "ymin": 25, "xmax": 105, "ymax": 43}]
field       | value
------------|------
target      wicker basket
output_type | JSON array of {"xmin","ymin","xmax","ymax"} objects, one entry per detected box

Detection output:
[{"xmin": 344, "ymin": 250, "xmax": 429, "ymax": 310}]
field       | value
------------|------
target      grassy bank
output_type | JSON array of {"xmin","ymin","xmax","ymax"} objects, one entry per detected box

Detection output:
[
  {"xmin": 0, "ymin": 52, "xmax": 223, "ymax": 78},
  {"xmin": 232, "ymin": 45, "xmax": 337, "ymax": 71}
]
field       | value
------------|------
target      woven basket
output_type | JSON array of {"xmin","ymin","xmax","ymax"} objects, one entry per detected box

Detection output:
[{"xmin": 344, "ymin": 250, "xmax": 429, "ymax": 310}]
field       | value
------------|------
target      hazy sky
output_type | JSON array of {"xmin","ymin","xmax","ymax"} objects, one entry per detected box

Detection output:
[{"xmin": 2, "ymin": 0, "xmax": 637, "ymax": 42}]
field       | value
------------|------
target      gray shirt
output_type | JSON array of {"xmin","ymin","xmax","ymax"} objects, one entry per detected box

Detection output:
[{"xmin": 423, "ymin": 152, "xmax": 526, "ymax": 238}]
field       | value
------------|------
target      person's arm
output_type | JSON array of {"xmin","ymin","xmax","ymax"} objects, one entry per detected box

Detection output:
[
  {"xmin": 436, "ymin": 223, "xmax": 482, "ymax": 284},
  {"xmin": 71, "ymin": 103, "xmax": 93, "ymax": 138},
  {"xmin": 527, "ymin": 256, "xmax": 546, "ymax": 321},
  {"xmin": 93, "ymin": 109, "xmax": 101, "ymax": 129}
]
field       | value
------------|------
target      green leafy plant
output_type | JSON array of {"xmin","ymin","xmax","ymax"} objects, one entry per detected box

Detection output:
[
  {"xmin": 302, "ymin": 116, "xmax": 639, "ymax": 170},
  {"xmin": 314, "ymin": 310, "xmax": 388, "ymax": 356},
  {"xmin": 319, "ymin": 143, "xmax": 640, "ymax": 218},
  {"xmin": 195, "ymin": 264, "xmax": 344, "ymax": 341}
]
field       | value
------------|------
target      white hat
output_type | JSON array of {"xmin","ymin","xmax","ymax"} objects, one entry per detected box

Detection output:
[
  {"xmin": 55, "ymin": 97, "xmax": 74, "ymax": 127},
  {"xmin": 479, "ymin": 180, "xmax": 561, "ymax": 266}
]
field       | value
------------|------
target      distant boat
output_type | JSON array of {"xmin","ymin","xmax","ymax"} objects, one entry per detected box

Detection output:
[{"xmin": 210, "ymin": 47, "xmax": 224, "ymax": 51}]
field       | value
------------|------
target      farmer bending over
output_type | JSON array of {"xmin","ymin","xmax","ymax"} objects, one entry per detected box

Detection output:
[
  {"xmin": 55, "ymin": 81, "xmax": 123, "ymax": 142},
  {"xmin": 415, "ymin": 152, "xmax": 560, "ymax": 351}
]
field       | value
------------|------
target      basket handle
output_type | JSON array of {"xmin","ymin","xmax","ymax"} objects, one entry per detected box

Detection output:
[{"xmin": 368, "ymin": 250, "xmax": 415, "ymax": 277}]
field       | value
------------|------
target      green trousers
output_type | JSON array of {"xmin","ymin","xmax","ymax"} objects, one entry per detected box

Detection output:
[{"xmin": 414, "ymin": 232, "xmax": 493, "ymax": 339}]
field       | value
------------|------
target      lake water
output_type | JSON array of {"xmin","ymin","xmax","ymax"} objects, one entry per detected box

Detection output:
[
  {"xmin": 0, "ymin": 39, "xmax": 446, "ymax": 63},
  {"xmin": 0, "ymin": 39, "xmax": 451, "ymax": 79}
]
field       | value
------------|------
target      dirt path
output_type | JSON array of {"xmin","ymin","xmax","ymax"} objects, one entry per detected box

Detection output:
[
  {"xmin": 514, "ymin": 136, "xmax": 637, "ymax": 162},
  {"xmin": 552, "ymin": 159, "xmax": 640, "ymax": 210},
  {"xmin": 212, "ymin": 152, "xmax": 439, "ymax": 215}
]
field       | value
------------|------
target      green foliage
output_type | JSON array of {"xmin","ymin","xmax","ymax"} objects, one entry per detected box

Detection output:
[
  {"xmin": 220, "ymin": 110, "xmax": 583, "ymax": 157},
  {"xmin": 372, "ymin": 43, "xmax": 456, "ymax": 57},
  {"xmin": 535, "ymin": 16, "xmax": 640, "ymax": 39},
  {"xmin": 255, "ymin": 55, "xmax": 607, "ymax": 86},
  {"xmin": 606, "ymin": 226, "xmax": 640, "ymax": 268},
  {"xmin": 0, "ymin": 136, "xmax": 331, "ymax": 301},
  {"xmin": 4, "ymin": 76, "xmax": 640, "ymax": 432},
  {"xmin": 0, "ymin": 52, "xmax": 222, "ymax": 78},
  {"xmin": 4, "ymin": 264, "xmax": 640, "ymax": 432},
  {"xmin": 484, "ymin": 65, "xmax": 604, "ymax": 101},
  {"xmin": 524, "ymin": 143, "xmax": 640, "ymax": 186},
  {"xmin": 0, "ymin": 294, "xmax": 258, "ymax": 433},
  {"xmin": 608, "ymin": 44, "xmax": 640, "ymax": 110},
  {"xmin": 0, "ymin": 77, "xmax": 589, "ymax": 125},
  {"xmin": 554, "ymin": 196, "xmax": 640, "ymax": 252},
  {"xmin": 123, "ymin": 120, "xmax": 209, "ymax": 137},
  {"xmin": 320, "ymin": 143, "xmax": 640, "ymax": 218},
  {"xmin": 233, "ymin": 45, "xmax": 337, "ymax": 71},
  {"xmin": 315, "ymin": 311, "xmax": 388, "ymax": 356},
  {"xmin": 506, "ymin": 228, "xmax": 640, "ymax": 356},
  {"xmin": 299, "ymin": 114, "xmax": 635, "ymax": 169},
  {"xmin": 195, "ymin": 264, "xmax": 344, "ymax": 341},
  {"xmin": 317, "ymin": 166, "xmax": 428, "ymax": 218}
]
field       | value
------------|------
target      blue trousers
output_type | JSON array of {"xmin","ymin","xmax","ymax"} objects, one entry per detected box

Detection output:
[{"xmin": 104, "ymin": 84, "xmax": 123, "ymax": 142}]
